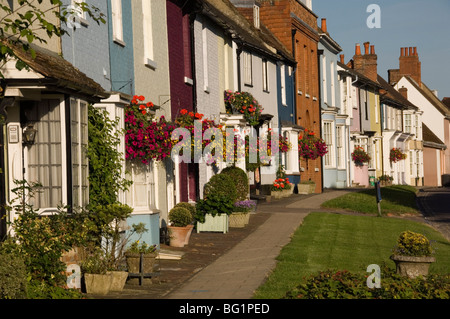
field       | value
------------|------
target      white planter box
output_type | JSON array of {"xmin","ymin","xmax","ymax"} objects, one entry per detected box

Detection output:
[{"xmin": 197, "ymin": 213, "xmax": 229, "ymax": 233}]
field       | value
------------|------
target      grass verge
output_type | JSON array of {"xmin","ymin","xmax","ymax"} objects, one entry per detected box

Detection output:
[
  {"xmin": 321, "ymin": 185, "xmax": 419, "ymax": 215},
  {"xmin": 253, "ymin": 212, "xmax": 450, "ymax": 299}
]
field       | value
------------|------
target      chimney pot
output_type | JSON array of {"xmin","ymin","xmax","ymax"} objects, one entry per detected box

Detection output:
[
  {"xmin": 355, "ymin": 43, "xmax": 361, "ymax": 55},
  {"xmin": 409, "ymin": 47, "xmax": 413, "ymax": 56},
  {"xmin": 364, "ymin": 42, "xmax": 370, "ymax": 55},
  {"xmin": 340, "ymin": 54, "xmax": 345, "ymax": 64},
  {"xmin": 413, "ymin": 47, "xmax": 417, "ymax": 56},
  {"xmin": 321, "ymin": 18, "xmax": 327, "ymax": 32},
  {"xmin": 370, "ymin": 45, "xmax": 375, "ymax": 55}
]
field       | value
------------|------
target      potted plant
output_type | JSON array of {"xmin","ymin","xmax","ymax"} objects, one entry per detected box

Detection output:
[
  {"xmin": 229, "ymin": 200, "xmax": 256, "ymax": 228},
  {"xmin": 390, "ymin": 231, "xmax": 435, "ymax": 279},
  {"xmin": 297, "ymin": 180, "xmax": 316, "ymax": 194},
  {"xmin": 389, "ymin": 148, "xmax": 407, "ymax": 163},
  {"xmin": 167, "ymin": 206, "xmax": 194, "ymax": 248},
  {"xmin": 172, "ymin": 202, "xmax": 196, "ymax": 245},
  {"xmin": 351, "ymin": 146, "xmax": 371, "ymax": 167},
  {"xmin": 271, "ymin": 178, "xmax": 292, "ymax": 199},
  {"xmin": 220, "ymin": 166, "xmax": 249, "ymax": 201},
  {"xmin": 196, "ymin": 192, "xmax": 234, "ymax": 233},
  {"xmin": 80, "ymin": 249, "xmax": 112, "ymax": 295},
  {"xmin": 125, "ymin": 241, "xmax": 158, "ymax": 275},
  {"xmin": 378, "ymin": 174, "xmax": 393, "ymax": 186}
]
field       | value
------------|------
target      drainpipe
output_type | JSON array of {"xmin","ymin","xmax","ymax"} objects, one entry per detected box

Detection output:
[
  {"xmin": 236, "ymin": 43, "xmax": 242, "ymax": 92},
  {"xmin": 189, "ymin": 11, "xmax": 200, "ymax": 201},
  {"xmin": 291, "ymin": 29, "xmax": 297, "ymax": 125}
]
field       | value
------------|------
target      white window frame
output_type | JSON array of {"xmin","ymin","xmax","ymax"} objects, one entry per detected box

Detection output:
[
  {"xmin": 25, "ymin": 96, "xmax": 67, "ymax": 214},
  {"xmin": 125, "ymin": 161, "xmax": 158, "ymax": 213},
  {"xmin": 202, "ymin": 22, "xmax": 209, "ymax": 92},
  {"xmin": 243, "ymin": 51, "xmax": 252, "ymax": 86},
  {"xmin": 404, "ymin": 113, "xmax": 412, "ymax": 133},
  {"xmin": 70, "ymin": 0, "xmax": 88, "ymax": 26},
  {"xmin": 323, "ymin": 121, "xmax": 334, "ymax": 168},
  {"xmin": 330, "ymin": 61, "xmax": 335, "ymax": 107},
  {"xmin": 262, "ymin": 59, "xmax": 269, "ymax": 92},
  {"xmin": 70, "ymin": 98, "xmax": 89, "ymax": 209},
  {"xmin": 142, "ymin": 1, "xmax": 157, "ymax": 69},
  {"xmin": 280, "ymin": 64, "xmax": 286, "ymax": 105},
  {"xmin": 111, "ymin": 0, "xmax": 124, "ymax": 45},
  {"xmin": 336, "ymin": 125, "xmax": 345, "ymax": 169},
  {"xmin": 322, "ymin": 55, "xmax": 327, "ymax": 104}
]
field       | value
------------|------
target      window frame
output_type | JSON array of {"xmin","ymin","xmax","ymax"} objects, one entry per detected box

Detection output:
[
  {"xmin": 111, "ymin": 0, "xmax": 124, "ymax": 45},
  {"xmin": 243, "ymin": 51, "xmax": 253, "ymax": 86}
]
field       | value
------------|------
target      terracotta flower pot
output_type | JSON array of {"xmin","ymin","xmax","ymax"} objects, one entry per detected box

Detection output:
[{"xmin": 168, "ymin": 225, "xmax": 192, "ymax": 248}]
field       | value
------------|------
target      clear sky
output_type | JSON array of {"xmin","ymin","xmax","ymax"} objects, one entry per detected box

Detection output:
[{"xmin": 312, "ymin": 0, "xmax": 450, "ymax": 99}]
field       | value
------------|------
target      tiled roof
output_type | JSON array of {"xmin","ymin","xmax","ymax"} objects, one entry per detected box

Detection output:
[
  {"xmin": 337, "ymin": 61, "xmax": 383, "ymax": 89},
  {"xmin": 403, "ymin": 76, "xmax": 450, "ymax": 116},
  {"xmin": 377, "ymin": 75, "xmax": 418, "ymax": 110},
  {"xmin": 2, "ymin": 38, "xmax": 108, "ymax": 100},
  {"xmin": 201, "ymin": 0, "xmax": 295, "ymax": 63},
  {"xmin": 422, "ymin": 123, "xmax": 446, "ymax": 149}
]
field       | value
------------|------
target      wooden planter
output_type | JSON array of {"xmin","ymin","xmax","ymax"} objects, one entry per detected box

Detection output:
[
  {"xmin": 298, "ymin": 183, "xmax": 315, "ymax": 194},
  {"xmin": 125, "ymin": 252, "xmax": 157, "ymax": 274},
  {"xmin": 390, "ymin": 255, "xmax": 436, "ymax": 279},
  {"xmin": 229, "ymin": 212, "xmax": 250, "ymax": 228},
  {"xmin": 83, "ymin": 273, "xmax": 112, "ymax": 295},
  {"xmin": 197, "ymin": 213, "xmax": 229, "ymax": 233}
]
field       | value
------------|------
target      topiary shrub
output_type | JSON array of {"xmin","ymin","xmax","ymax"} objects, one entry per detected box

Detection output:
[
  {"xmin": 173, "ymin": 202, "xmax": 196, "ymax": 222},
  {"xmin": 168, "ymin": 207, "xmax": 193, "ymax": 227},
  {"xmin": 220, "ymin": 166, "xmax": 249, "ymax": 201},
  {"xmin": 203, "ymin": 173, "xmax": 238, "ymax": 204},
  {"xmin": 0, "ymin": 249, "xmax": 28, "ymax": 299}
]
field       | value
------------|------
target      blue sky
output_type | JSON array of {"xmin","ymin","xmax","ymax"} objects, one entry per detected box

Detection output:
[{"xmin": 312, "ymin": 0, "xmax": 450, "ymax": 99}]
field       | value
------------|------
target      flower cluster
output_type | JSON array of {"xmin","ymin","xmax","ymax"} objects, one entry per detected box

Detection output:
[
  {"xmin": 271, "ymin": 177, "xmax": 291, "ymax": 192},
  {"xmin": 224, "ymin": 90, "xmax": 263, "ymax": 126},
  {"xmin": 392, "ymin": 231, "xmax": 433, "ymax": 257},
  {"xmin": 233, "ymin": 200, "xmax": 257, "ymax": 213},
  {"xmin": 389, "ymin": 148, "xmax": 407, "ymax": 163},
  {"xmin": 298, "ymin": 129, "xmax": 327, "ymax": 160},
  {"xmin": 351, "ymin": 146, "xmax": 371, "ymax": 166},
  {"xmin": 125, "ymin": 97, "xmax": 176, "ymax": 163}
]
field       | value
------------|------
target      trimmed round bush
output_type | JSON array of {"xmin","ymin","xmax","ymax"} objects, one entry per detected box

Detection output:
[
  {"xmin": 174, "ymin": 202, "xmax": 196, "ymax": 221},
  {"xmin": 221, "ymin": 166, "xmax": 249, "ymax": 201},
  {"xmin": 0, "ymin": 251, "xmax": 28, "ymax": 299},
  {"xmin": 203, "ymin": 173, "xmax": 238, "ymax": 203},
  {"xmin": 169, "ymin": 207, "xmax": 193, "ymax": 227}
]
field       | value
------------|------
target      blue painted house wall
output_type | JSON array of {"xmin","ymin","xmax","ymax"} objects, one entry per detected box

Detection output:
[
  {"xmin": 107, "ymin": 0, "xmax": 135, "ymax": 96},
  {"xmin": 61, "ymin": 0, "xmax": 111, "ymax": 91},
  {"xmin": 319, "ymin": 32, "xmax": 348, "ymax": 189}
]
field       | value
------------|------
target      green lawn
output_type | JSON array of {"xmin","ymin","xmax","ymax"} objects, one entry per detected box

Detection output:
[
  {"xmin": 321, "ymin": 185, "xmax": 420, "ymax": 215},
  {"xmin": 253, "ymin": 212, "xmax": 450, "ymax": 299}
]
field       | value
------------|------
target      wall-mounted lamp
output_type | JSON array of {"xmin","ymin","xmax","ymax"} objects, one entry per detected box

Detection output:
[{"xmin": 22, "ymin": 124, "xmax": 37, "ymax": 146}]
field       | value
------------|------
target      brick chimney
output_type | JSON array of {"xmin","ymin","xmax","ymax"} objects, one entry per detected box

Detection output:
[
  {"xmin": 398, "ymin": 46, "xmax": 422, "ymax": 86},
  {"xmin": 352, "ymin": 42, "xmax": 378, "ymax": 82},
  {"xmin": 398, "ymin": 87, "xmax": 408, "ymax": 100},
  {"xmin": 321, "ymin": 18, "xmax": 327, "ymax": 32}
]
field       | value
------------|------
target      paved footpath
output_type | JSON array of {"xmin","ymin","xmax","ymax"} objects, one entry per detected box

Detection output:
[{"xmin": 166, "ymin": 190, "xmax": 350, "ymax": 299}]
